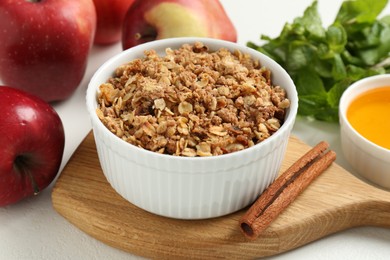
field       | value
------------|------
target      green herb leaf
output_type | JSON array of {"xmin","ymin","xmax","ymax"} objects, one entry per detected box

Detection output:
[
  {"xmin": 248, "ymin": 0, "xmax": 390, "ymax": 122},
  {"xmin": 335, "ymin": 0, "xmax": 387, "ymax": 26},
  {"xmin": 326, "ymin": 24, "xmax": 347, "ymax": 54},
  {"xmin": 294, "ymin": 0, "xmax": 325, "ymax": 39}
]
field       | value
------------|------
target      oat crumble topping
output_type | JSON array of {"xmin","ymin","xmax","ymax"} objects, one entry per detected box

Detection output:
[{"xmin": 96, "ymin": 42, "xmax": 290, "ymax": 157}]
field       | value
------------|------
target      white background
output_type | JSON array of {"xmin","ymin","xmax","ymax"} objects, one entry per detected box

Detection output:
[{"xmin": 1, "ymin": 0, "xmax": 390, "ymax": 259}]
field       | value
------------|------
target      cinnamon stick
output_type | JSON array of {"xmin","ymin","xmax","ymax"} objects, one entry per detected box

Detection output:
[{"xmin": 239, "ymin": 141, "xmax": 336, "ymax": 240}]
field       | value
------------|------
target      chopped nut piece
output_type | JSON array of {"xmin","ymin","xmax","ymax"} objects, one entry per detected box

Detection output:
[
  {"xmin": 154, "ymin": 98, "xmax": 166, "ymax": 111},
  {"xmin": 181, "ymin": 148, "xmax": 197, "ymax": 157},
  {"xmin": 99, "ymin": 83, "xmax": 119, "ymax": 104},
  {"xmin": 225, "ymin": 143, "xmax": 245, "ymax": 153},
  {"xmin": 278, "ymin": 98, "xmax": 291, "ymax": 109},
  {"xmin": 209, "ymin": 126, "xmax": 228, "ymax": 136},
  {"xmin": 266, "ymin": 118, "xmax": 281, "ymax": 131},
  {"xmin": 178, "ymin": 101, "xmax": 193, "ymax": 115},
  {"xmin": 196, "ymin": 142, "xmax": 212, "ymax": 157},
  {"xmin": 156, "ymin": 121, "xmax": 167, "ymax": 134}
]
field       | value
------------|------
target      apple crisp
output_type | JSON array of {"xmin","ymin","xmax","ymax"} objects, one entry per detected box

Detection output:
[{"xmin": 96, "ymin": 42, "xmax": 290, "ymax": 156}]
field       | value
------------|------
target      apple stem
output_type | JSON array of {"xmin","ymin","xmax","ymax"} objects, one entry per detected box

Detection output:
[
  {"xmin": 26, "ymin": 169, "xmax": 40, "ymax": 196},
  {"xmin": 14, "ymin": 156, "xmax": 40, "ymax": 195},
  {"xmin": 135, "ymin": 33, "xmax": 142, "ymax": 40},
  {"xmin": 133, "ymin": 26, "xmax": 157, "ymax": 43}
]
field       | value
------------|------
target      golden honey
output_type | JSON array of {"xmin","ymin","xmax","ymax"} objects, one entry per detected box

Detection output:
[{"xmin": 347, "ymin": 87, "xmax": 390, "ymax": 150}]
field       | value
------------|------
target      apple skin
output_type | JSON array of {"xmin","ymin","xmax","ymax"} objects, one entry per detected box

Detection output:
[
  {"xmin": 122, "ymin": 0, "xmax": 237, "ymax": 49},
  {"xmin": 0, "ymin": 86, "xmax": 65, "ymax": 207},
  {"xmin": 93, "ymin": 0, "xmax": 135, "ymax": 45},
  {"xmin": 0, "ymin": 0, "xmax": 97, "ymax": 102}
]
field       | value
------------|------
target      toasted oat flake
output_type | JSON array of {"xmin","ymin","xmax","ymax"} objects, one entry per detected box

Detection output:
[{"xmin": 97, "ymin": 42, "xmax": 290, "ymax": 156}]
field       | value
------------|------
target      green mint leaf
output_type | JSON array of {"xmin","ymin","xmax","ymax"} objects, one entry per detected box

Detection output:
[
  {"xmin": 294, "ymin": 68, "xmax": 326, "ymax": 95},
  {"xmin": 286, "ymin": 43, "xmax": 314, "ymax": 71},
  {"xmin": 335, "ymin": 0, "xmax": 387, "ymax": 26},
  {"xmin": 298, "ymin": 95, "xmax": 339, "ymax": 122},
  {"xmin": 294, "ymin": 0, "xmax": 325, "ymax": 39},
  {"xmin": 327, "ymin": 79, "xmax": 352, "ymax": 108},
  {"xmin": 331, "ymin": 54, "xmax": 347, "ymax": 80},
  {"xmin": 326, "ymin": 24, "xmax": 347, "ymax": 53}
]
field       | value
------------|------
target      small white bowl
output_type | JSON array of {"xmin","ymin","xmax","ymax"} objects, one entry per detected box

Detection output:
[
  {"xmin": 86, "ymin": 37, "xmax": 298, "ymax": 219},
  {"xmin": 339, "ymin": 74, "xmax": 390, "ymax": 190}
]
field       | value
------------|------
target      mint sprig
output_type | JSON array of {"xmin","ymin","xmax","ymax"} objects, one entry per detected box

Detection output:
[{"xmin": 248, "ymin": 0, "xmax": 390, "ymax": 122}]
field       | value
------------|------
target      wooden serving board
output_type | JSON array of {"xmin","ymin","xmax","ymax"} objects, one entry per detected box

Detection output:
[{"xmin": 52, "ymin": 132, "xmax": 390, "ymax": 259}]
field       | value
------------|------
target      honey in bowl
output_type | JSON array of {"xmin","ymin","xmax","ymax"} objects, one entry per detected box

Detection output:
[{"xmin": 346, "ymin": 86, "xmax": 390, "ymax": 150}]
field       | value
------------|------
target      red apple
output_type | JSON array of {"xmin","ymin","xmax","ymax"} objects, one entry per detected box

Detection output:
[
  {"xmin": 0, "ymin": 0, "xmax": 96, "ymax": 102},
  {"xmin": 0, "ymin": 86, "xmax": 65, "ymax": 207},
  {"xmin": 122, "ymin": 0, "xmax": 237, "ymax": 49},
  {"xmin": 93, "ymin": 0, "xmax": 135, "ymax": 45}
]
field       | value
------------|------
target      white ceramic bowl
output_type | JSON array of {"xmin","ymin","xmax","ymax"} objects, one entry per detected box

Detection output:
[
  {"xmin": 339, "ymin": 74, "xmax": 390, "ymax": 190},
  {"xmin": 86, "ymin": 37, "xmax": 298, "ymax": 219}
]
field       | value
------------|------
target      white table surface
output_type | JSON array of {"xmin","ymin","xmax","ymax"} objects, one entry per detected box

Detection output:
[{"xmin": 1, "ymin": 0, "xmax": 390, "ymax": 259}]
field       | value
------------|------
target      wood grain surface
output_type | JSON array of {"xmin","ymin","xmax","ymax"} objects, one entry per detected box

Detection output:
[{"xmin": 52, "ymin": 132, "xmax": 390, "ymax": 259}]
